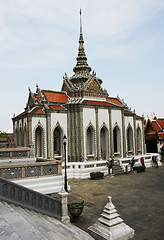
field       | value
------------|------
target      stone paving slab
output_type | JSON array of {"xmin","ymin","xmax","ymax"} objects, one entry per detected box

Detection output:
[
  {"xmin": 0, "ymin": 201, "xmax": 93, "ymax": 240},
  {"xmin": 67, "ymin": 165, "xmax": 164, "ymax": 240}
]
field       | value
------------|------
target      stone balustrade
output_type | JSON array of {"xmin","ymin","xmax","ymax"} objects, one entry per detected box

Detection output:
[
  {"xmin": 0, "ymin": 161, "xmax": 61, "ymax": 180},
  {"xmin": 0, "ymin": 147, "xmax": 30, "ymax": 159}
]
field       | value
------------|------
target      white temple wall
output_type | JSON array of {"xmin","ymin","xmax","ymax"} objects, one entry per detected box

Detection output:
[
  {"xmin": 83, "ymin": 108, "xmax": 96, "ymax": 161},
  {"xmin": 98, "ymin": 109, "xmax": 109, "ymax": 129},
  {"xmin": 111, "ymin": 109, "xmax": 123, "ymax": 157}
]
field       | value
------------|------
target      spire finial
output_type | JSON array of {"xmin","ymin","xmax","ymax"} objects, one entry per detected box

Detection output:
[{"xmin": 80, "ymin": 8, "xmax": 82, "ymax": 34}]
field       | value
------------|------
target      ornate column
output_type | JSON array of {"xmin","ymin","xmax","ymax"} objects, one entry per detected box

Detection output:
[
  {"xmin": 79, "ymin": 107, "xmax": 84, "ymax": 161},
  {"xmin": 75, "ymin": 105, "xmax": 79, "ymax": 161},
  {"xmin": 142, "ymin": 118, "xmax": 146, "ymax": 154},
  {"xmin": 121, "ymin": 109, "xmax": 126, "ymax": 157},
  {"xmin": 95, "ymin": 108, "xmax": 100, "ymax": 160},
  {"xmin": 46, "ymin": 111, "xmax": 52, "ymax": 159},
  {"xmin": 133, "ymin": 116, "xmax": 137, "ymax": 155},
  {"xmin": 27, "ymin": 116, "xmax": 32, "ymax": 146},
  {"xmin": 108, "ymin": 109, "xmax": 113, "ymax": 157}
]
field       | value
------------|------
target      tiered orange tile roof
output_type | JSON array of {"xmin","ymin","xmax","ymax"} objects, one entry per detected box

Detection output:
[
  {"xmin": 35, "ymin": 95, "xmax": 41, "ymax": 105},
  {"xmin": 107, "ymin": 98, "xmax": 123, "ymax": 107},
  {"xmin": 43, "ymin": 91, "xmax": 68, "ymax": 103},
  {"xmin": 152, "ymin": 122, "xmax": 162, "ymax": 131},
  {"xmin": 158, "ymin": 120, "xmax": 164, "ymax": 129},
  {"xmin": 124, "ymin": 110, "xmax": 132, "ymax": 115},
  {"xmin": 86, "ymin": 101, "xmax": 113, "ymax": 107},
  {"xmin": 50, "ymin": 106, "xmax": 65, "ymax": 110},
  {"xmin": 36, "ymin": 109, "xmax": 44, "ymax": 114}
]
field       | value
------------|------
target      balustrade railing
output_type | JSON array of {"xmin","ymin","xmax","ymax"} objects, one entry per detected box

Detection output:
[
  {"xmin": 0, "ymin": 161, "xmax": 61, "ymax": 180},
  {"xmin": 0, "ymin": 147, "xmax": 30, "ymax": 159},
  {"xmin": 0, "ymin": 177, "xmax": 62, "ymax": 219}
]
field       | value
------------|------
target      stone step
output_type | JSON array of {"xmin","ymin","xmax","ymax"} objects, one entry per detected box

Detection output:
[
  {"xmin": 12, "ymin": 175, "xmax": 68, "ymax": 194},
  {"xmin": 0, "ymin": 201, "xmax": 93, "ymax": 240},
  {"xmin": 0, "ymin": 201, "xmax": 47, "ymax": 240},
  {"xmin": 113, "ymin": 165, "xmax": 125, "ymax": 175}
]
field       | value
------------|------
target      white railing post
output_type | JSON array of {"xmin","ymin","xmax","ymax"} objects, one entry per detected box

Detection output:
[{"xmin": 58, "ymin": 189, "xmax": 70, "ymax": 222}]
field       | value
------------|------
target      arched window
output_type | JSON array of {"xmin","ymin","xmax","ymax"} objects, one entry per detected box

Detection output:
[
  {"xmin": 54, "ymin": 127, "xmax": 62, "ymax": 156},
  {"xmin": 35, "ymin": 126, "xmax": 43, "ymax": 157},
  {"xmin": 87, "ymin": 126, "xmax": 95, "ymax": 155},
  {"xmin": 100, "ymin": 126, "xmax": 109, "ymax": 160},
  {"xmin": 127, "ymin": 126, "xmax": 133, "ymax": 152},
  {"xmin": 113, "ymin": 126, "xmax": 121, "ymax": 153},
  {"xmin": 137, "ymin": 127, "xmax": 142, "ymax": 151}
]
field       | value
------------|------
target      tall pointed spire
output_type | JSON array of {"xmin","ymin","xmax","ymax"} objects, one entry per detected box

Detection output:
[
  {"xmin": 80, "ymin": 8, "xmax": 82, "ymax": 35},
  {"xmin": 71, "ymin": 9, "xmax": 91, "ymax": 81}
]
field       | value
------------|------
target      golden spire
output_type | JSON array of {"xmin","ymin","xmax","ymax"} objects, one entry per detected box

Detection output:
[{"xmin": 80, "ymin": 8, "xmax": 82, "ymax": 34}]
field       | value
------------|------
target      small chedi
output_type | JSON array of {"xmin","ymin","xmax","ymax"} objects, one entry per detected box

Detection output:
[{"xmin": 88, "ymin": 196, "xmax": 134, "ymax": 240}]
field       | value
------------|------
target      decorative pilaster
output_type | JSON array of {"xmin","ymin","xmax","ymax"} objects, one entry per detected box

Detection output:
[
  {"xmin": 121, "ymin": 109, "xmax": 126, "ymax": 157},
  {"xmin": 75, "ymin": 105, "xmax": 79, "ymax": 161},
  {"xmin": 79, "ymin": 107, "xmax": 84, "ymax": 161},
  {"xmin": 95, "ymin": 108, "xmax": 99, "ymax": 160},
  {"xmin": 27, "ymin": 117, "xmax": 32, "ymax": 146},
  {"xmin": 133, "ymin": 116, "xmax": 137, "ymax": 155},
  {"xmin": 67, "ymin": 106, "xmax": 71, "ymax": 162},
  {"xmin": 58, "ymin": 190, "xmax": 70, "ymax": 222},
  {"xmin": 46, "ymin": 112, "xmax": 52, "ymax": 159},
  {"xmin": 108, "ymin": 109, "xmax": 113, "ymax": 157},
  {"xmin": 71, "ymin": 105, "xmax": 76, "ymax": 161},
  {"xmin": 142, "ymin": 119, "xmax": 146, "ymax": 154}
]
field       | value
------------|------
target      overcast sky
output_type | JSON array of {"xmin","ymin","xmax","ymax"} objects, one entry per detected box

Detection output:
[{"xmin": 0, "ymin": 0, "xmax": 164, "ymax": 132}]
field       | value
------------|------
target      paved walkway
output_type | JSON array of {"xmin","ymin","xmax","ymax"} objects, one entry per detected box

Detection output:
[{"xmin": 68, "ymin": 165, "xmax": 164, "ymax": 240}]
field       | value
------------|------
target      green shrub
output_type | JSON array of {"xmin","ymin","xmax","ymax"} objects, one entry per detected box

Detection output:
[{"xmin": 0, "ymin": 131, "xmax": 7, "ymax": 139}]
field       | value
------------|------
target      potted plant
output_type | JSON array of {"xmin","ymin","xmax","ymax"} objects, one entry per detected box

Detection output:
[
  {"xmin": 68, "ymin": 201, "xmax": 84, "ymax": 219},
  {"xmin": 90, "ymin": 171, "xmax": 104, "ymax": 180},
  {"xmin": 133, "ymin": 166, "xmax": 146, "ymax": 173}
]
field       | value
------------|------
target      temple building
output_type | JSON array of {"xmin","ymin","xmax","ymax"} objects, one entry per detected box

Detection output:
[
  {"xmin": 145, "ymin": 116, "xmax": 164, "ymax": 153},
  {"xmin": 12, "ymin": 11, "xmax": 146, "ymax": 162}
]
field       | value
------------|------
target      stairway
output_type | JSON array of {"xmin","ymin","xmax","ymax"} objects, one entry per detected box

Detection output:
[
  {"xmin": 112, "ymin": 160, "xmax": 125, "ymax": 175},
  {"xmin": 0, "ymin": 201, "xmax": 93, "ymax": 240}
]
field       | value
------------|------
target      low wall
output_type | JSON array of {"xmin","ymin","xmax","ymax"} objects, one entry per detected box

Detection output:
[
  {"xmin": 118, "ymin": 153, "xmax": 161, "ymax": 172},
  {"xmin": 0, "ymin": 177, "xmax": 66, "ymax": 221},
  {"xmin": 0, "ymin": 147, "xmax": 30, "ymax": 159},
  {"xmin": 62, "ymin": 154, "xmax": 161, "ymax": 179},
  {"xmin": 62, "ymin": 160, "xmax": 108, "ymax": 179},
  {"xmin": 0, "ymin": 161, "xmax": 62, "ymax": 180}
]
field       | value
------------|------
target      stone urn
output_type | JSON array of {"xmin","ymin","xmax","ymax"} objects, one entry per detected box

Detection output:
[
  {"xmin": 68, "ymin": 201, "xmax": 84, "ymax": 219},
  {"xmin": 90, "ymin": 171, "xmax": 104, "ymax": 180}
]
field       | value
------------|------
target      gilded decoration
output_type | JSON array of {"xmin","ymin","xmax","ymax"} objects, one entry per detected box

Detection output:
[{"xmin": 87, "ymin": 80, "xmax": 103, "ymax": 93}]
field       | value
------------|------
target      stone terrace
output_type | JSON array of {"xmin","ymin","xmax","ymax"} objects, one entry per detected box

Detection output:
[{"xmin": 67, "ymin": 165, "xmax": 164, "ymax": 240}]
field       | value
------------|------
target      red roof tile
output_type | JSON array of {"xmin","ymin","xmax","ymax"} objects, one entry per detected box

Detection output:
[
  {"xmin": 87, "ymin": 101, "xmax": 113, "ymax": 107},
  {"xmin": 158, "ymin": 120, "xmax": 164, "ymax": 129},
  {"xmin": 43, "ymin": 92, "xmax": 68, "ymax": 103},
  {"xmin": 145, "ymin": 134, "xmax": 157, "ymax": 139},
  {"xmin": 159, "ymin": 133, "xmax": 164, "ymax": 138},
  {"xmin": 152, "ymin": 122, "xmax": 162, "ymax": 131},
  {"xmin": 124, "ymin": 110, "xmax": 132, "ymax": 115},
  {"xmin": 50, "ymin": 106, "xmax": 65, "ymax": 110},
  {"xmin": 107, "ymin": 98, "xmax": 123, "ymax": 107},
  {"xmin": 36, "ymin": 109, "xmax": 44, "ymax": 114},
  {"xmin": 36, "ymin": 95, "xmax": 41, "ymax": 105}
]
